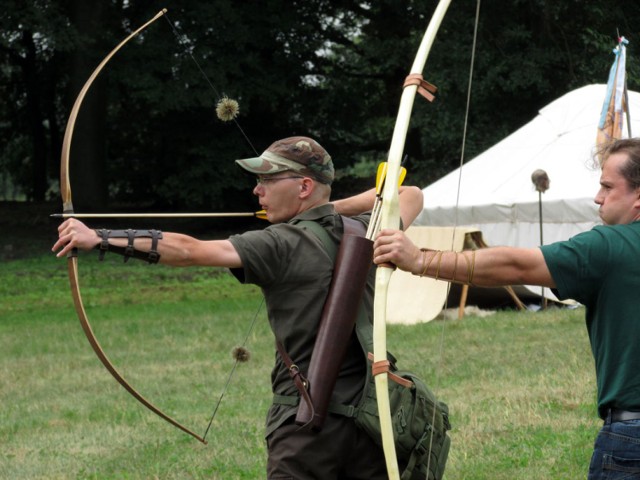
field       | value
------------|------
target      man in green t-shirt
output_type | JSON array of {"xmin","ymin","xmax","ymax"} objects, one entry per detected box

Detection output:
[
  {"xmin": 373, "ymin": 137, "xmax": 640, "ymax": 479},
  {"xmin": 54, "ymin": 136, "xmax": 425, "ymax": 479}
]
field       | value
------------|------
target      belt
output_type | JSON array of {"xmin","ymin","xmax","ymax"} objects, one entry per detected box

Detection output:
[{"xmin": 609, "ymin": 409, "xmax": 640, "ymax": 423}]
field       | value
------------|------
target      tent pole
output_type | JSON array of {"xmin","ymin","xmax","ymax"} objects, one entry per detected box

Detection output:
[
  {"xmin": 532, "ymin": 169, "xmax": 549, "ymax": 310},
  {"xmin": 538, "ymin": 191, "xmax": 547, "ymax": 309},
  {"xmin": 625, "ymin": 81, "xmax": 633, "ymax": 137}
]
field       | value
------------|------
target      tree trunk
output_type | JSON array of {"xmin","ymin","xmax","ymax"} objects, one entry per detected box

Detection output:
[
  {"xmin": 21, "ymin": 30, "xmax": 48, "ymax": 202},
  {"xmin": 66, "ymin": 0, "xmax": 108, "ymax": 211}
]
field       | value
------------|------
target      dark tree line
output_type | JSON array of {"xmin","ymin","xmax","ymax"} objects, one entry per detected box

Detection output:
[{"xmin": 2, "ymin": 0, "xmax": 639, "ymax": 212}]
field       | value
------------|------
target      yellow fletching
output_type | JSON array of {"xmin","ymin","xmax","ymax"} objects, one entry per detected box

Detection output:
[
  {"xmin": 398, "ymin": 166, "xmax": 407, "ymax": 187},
  {"xmin": 375, "ymin": 162, "xmax": 388, "ymax": 194},
  {"xmin": 376, "ymin": 163, "xmax": 407, "ymax": 195}
]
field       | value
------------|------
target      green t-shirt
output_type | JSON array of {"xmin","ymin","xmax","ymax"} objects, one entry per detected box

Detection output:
[
  {"xmin": 228, "ymin": 204, "xmax": 373, "ymax": 436},
  {"xmin": 540, "ymin": 221, "xmax": 640, "ymax": 417}
]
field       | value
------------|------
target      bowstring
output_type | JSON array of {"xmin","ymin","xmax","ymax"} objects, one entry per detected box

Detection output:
[
  {"xmin": 451, "ymin": 0, "xmax": 481, "ymax": 233},
  {"xmin": 202, "ymin": 297, "xmax": 265, "ymax": 441},
  {"xmin": 425, "ymin": 0, "xmax": 482, "ymax": 472},
  {"xmin": 161, "ymin": 12, "xmax": 265, "ymax": 439},
  {"xmin": 162, "ymin": 13, "xmax": 259, "ymax": 157}
]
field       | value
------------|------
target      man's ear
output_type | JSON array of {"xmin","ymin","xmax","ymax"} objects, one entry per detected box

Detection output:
[
  {"xmin": 299, "ymin": 177, "xmax": 314, "ymax": 198},
  {"xmin": 633, "ymin": 186, "xmax": 640, "ymax": 210}
]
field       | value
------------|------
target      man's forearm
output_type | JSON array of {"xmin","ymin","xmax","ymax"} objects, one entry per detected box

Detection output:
[
  {"xmin": 332, "ymin": 186, "xmax": 424, "ymax": 224},
  {"xmin": 332, "ymin": 188, "xmax": 377, "ymax": 216}
]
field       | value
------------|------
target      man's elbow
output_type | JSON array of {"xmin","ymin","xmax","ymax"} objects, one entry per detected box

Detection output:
[{"xmin": 400, "ymin": 186, "xmax": 425, "ymax": 226}]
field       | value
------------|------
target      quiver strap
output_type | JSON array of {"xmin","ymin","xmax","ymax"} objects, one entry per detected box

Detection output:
[{"xmin": 275, "ymin": 340, "xmax": 314, "ymax": 422}]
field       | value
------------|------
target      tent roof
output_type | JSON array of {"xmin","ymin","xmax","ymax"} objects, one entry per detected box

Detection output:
[{"xmin": 418, "ymin": 84, "xmax": 640, "ymax": 228}]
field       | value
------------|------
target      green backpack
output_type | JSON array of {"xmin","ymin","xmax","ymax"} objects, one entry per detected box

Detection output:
[
  {"xmin": 353, "ymin": 320, "xmax": 451, "ymax": 480},
  {"xmin": 299, "ymin": 219, "xmax": 452, "ymax": 480}
]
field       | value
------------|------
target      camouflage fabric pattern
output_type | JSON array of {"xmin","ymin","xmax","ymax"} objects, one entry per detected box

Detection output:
[{"xmin": 236, "ymin": 136, "xmax": 334, "ymax": 184}]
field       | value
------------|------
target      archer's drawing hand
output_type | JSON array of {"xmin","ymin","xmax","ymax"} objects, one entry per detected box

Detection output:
[
  {"xmin": 52, "ymin": 218, "xmax": 100, "ymax": 257},
  {"xmin": 373, "ymin": 228, "xmax": 422, "ymax": 274}
]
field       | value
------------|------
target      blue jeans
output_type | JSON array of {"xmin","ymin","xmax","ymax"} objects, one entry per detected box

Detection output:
[{"xmin": 588, "ymin": 414, "xmax": 640, "ymax": 479}]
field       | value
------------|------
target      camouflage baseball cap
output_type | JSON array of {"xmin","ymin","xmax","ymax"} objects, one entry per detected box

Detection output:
[{"xmin": 235, "ymin": 136, "xmax": 334, "ymax": 184}]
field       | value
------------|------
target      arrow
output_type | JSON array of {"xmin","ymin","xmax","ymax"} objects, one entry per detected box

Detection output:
[
  {"xmin": 51, "ymin": 210, "xmax": 268, "ymax": 220},
  {"xmin": 375, "ymin": 159, "xmax": 408, "ymax": 197},
  {"xmin": 366, "ymin": 157, "xmax": 408, "ymax": 239}
]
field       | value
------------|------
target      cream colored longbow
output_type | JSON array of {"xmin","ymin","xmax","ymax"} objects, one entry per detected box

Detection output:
[{"xmin": 371, "ymin": 1, "xmax": 452, "ymax": 477}]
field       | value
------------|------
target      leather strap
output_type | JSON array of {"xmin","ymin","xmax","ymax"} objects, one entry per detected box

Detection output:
[
  {"xmin": 403, "ymin": 73, "xmax": 437, "ymax": 102},
  {"xmin": 276, "ymin": 339, "xmax": 314, "ymax": 421},
  {"xmin": 368, "ymin": 352, "xmax": 414, "ymax": 389}
]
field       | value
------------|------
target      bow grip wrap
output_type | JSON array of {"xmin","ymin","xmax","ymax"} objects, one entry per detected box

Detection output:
[{"xmin": 295, "ymin": 218, "xmax": 372, "ymax": 430}]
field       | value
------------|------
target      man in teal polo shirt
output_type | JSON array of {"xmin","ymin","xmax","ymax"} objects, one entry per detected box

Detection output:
[{"xmin": 372, "ymin": 137, "xmax": 640, "ymax": 479}]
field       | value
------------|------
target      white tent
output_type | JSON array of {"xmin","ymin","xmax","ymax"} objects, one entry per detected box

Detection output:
[
  {"xmin": 386, "ymin": 84, "xmax": 640, "ymax": 322},
  {"xmin": 416, "ymin": 84, "xmax": 640, "ymax": 250}
]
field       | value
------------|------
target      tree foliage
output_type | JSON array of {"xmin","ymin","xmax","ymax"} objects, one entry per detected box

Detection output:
[{"xmin": 2, "ymin": 0, "xmax": 640, "ymax": 209}]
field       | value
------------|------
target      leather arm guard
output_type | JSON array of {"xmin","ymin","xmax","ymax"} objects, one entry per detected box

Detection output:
[{"xmin": 94, "ymin": 229, "xmax": 163, "ymax": 264}]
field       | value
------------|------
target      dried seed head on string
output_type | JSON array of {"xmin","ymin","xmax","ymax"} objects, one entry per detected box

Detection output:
[
  {"xmin": 216, "ymin": 97, "xmax": 240, "ymax": 122},
  {"xmin": 232, "ymin": 346, "xmax": 250, "ymax": 363}
]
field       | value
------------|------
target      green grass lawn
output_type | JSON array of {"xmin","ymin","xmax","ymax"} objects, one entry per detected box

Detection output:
[{"xmin": 1, "ymin": 246, "xmax": 599, "ymax": 479}]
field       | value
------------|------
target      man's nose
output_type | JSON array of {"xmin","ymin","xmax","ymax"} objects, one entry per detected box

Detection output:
[{"xmin": 594, "ymin": 192, "xmax": 603, "ymax": 204}]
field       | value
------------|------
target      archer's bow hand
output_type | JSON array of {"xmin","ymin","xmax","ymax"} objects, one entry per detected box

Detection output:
[
  {"xmin": 373, "ymin": 228, "xmax": 422, "ymax": 274},
  {"xmin": 53, "ymin": 218, "xmax": 100, "ymax": 257}
]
